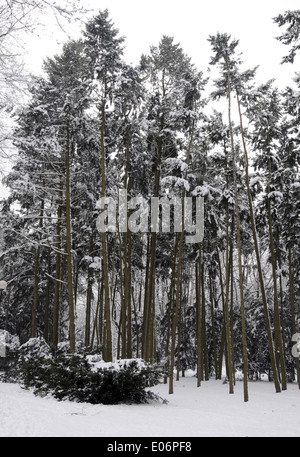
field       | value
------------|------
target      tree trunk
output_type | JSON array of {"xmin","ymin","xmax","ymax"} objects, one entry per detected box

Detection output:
[
  {"xmin": 209, "ymin": 271, "xmax": 218, "ymax": 379},
  {"xmin": 236, "ymin": 92, "xmax": 281, "ymax": 395},
  {"xmin": 169, "ymin": 225, "xmax": 184, "ymax": 394},
  {"xmin": 66, "ymin": 121, "xmax": 76, "ymax": 353},
  {"xmin": 124, "ymin": 127, "xmax": 132, "ymax": 359},
  {"xmin": 226, "ymin": 63, "xmax": 248, "ymax": 401},
  {"xmin": 287, "ymin": 190, "xmax": 300, "ymax": 387},
  {"xmin": 224, "ymin": 193, "xmax": 234, "ymax": 394},
  {"xmin": 85, "ymin": 234, "xmax": 94, "ymax": 349},
  {"xmin": 201, "ymin": 258, "xmax": 209, "ymax": 381},
  {"xmin": 196, "ymin": 258, "xmax": 203, "ymax": 387},
  {"xmin": 53, "ymin": 192, "xmax": 62, "ymax": 349},
  {"xmin": 31, "ymin": 198, "xmax": 45, "ymax": 338},
  {"xmin": 44, "ymin": 247, "xmax": 51, "ymax": 343},
  {"xmin": 169, "ymin": 119, "xmax": 194, "ymax": 394},
  {"xmin": 143, "ymin": 136, "xmax": 162, "ymax": 361},
  {"xmin": 267, "ymin": 154, "xmax": 287, "ymax": 390},
  {"xmin": 164, "ymin": 235, "xmax": 179, "ymax": 384},
  {"xmin": 100, "ymin": 104, "xmax": 112, "ymax": 362}
]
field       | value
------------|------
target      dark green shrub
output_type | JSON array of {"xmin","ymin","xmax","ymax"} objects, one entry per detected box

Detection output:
[{"xmin": 14, "ymin": 339, "xmax": 165, "ymax": 405}]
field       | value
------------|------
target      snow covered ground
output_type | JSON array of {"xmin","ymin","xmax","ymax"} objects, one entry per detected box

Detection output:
[{"xmin": 0, "ymin": 373, "xmax": 299, "ymax": 437}]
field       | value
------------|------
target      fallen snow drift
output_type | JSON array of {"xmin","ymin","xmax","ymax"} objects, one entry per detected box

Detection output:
[{"xmin": 1, "ymin": 376, "xmax": 300, "ymax": 437}]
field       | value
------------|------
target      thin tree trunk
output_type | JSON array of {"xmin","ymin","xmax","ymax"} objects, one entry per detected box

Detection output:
[
  {"xmin": 31, "ymin": 245, "xmax": 40, "ymax": 338},
  {"xmin": 131, "ymin": 286, "xmax": 140, "ymax": 358},
  {"xmin": 209, "ymin": 271, "xmax": 218, "ymax": 379},
  {"xmin": 287, "ymin": 190, "xmax": 300, "ymax": 387},
  {"xmin": 229, "ymin": 222, "xmax": 236, "ymax": 382},
  {"xmin": 169, "ymin": 225, "xmax": 184, "ymax": 394},
  {"xmin": 143, "ymin": 136, "xmax": 162, "ymax": 361},
  {"xmin": 196, "ymin": 258, "xmax": 203, "ymax": 386},
  {"xmin": 100, "ymin": 104, "xmax": 112, "ymax": 362},
  {"xmin": 236, "ymin": 91, "xmax": 280, "ymax": 395},
  {"xmin": 53, "ymin": 193, "xmax": 62, "ymax": 349},
  {"xmin": 66, "ymin": 122, "xmax": 76, "ymax": 353},
  {"xmin": 31, "ymin": 198, "xmax": 45, "ymax": 338},
  {"xmin": 164, "ymin": 235, "xmax": 179, "ymax": 384},
  {"xmin": 142, "ymin": 234, "xmax": 151, "ymax": 358},
  {"xmin": 224, "ymin": 193, "xmax": 234, "ymax": 394},
  {"xmin": 124, "ymin": 127, "xmax": 132, "ymax": 359},
  {"xmin": 118, "ymin": 227, "xmax": 126, "ymax": 359},
  {"xmin": 85, "ymin": 234, "xmax": 94, "ymax": 349},
  {"xmin": 4, "ymin": 270, "xmax": 12, "ymax": 332},
  {"xmin": 44, "ymin": 247, "xmax": 51, "ymax": 343},
  {"xmin": 176, "ymin": 300, "xmax": 182, "ymax": 381},
  {"xmin": 226, "ymin": 63, "xmax": 248, "ymax": 401},
  {"xmin": 267, "ymin": 155, "xmax": 287, "ymax": 390},
  {"xmin": 201, "ymin": 257, "xmax": 209, "ymax": 381},
  {"xmin": 169, "ymin": 119, "xmax": 194, "ymax": 394}
]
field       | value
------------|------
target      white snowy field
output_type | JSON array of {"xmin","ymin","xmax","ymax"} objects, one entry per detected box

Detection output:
[{"xmin": 0, "ymin": 374, "xmax": 299, "ymax": 438}]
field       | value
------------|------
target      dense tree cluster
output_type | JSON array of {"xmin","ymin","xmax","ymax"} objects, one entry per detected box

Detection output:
[{"xmin": 0, "ymin": 8, "xmax": 299, "ymax": 401}]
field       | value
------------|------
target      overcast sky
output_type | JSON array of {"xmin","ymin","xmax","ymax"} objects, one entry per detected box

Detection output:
[{"xmin": 27, "ymin": 0, "xmax": 300, "ymax": 89}]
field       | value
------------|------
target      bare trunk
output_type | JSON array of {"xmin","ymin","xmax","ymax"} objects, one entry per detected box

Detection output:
[
  {"xmin": 66, "ymin": 122, "xmax": 76, "ymax": 353},
  {"xmin": 100, "ymin": 104, "xmax": 112, "ymax": 362},
  {"xmin": 236, "ymin": 92, "xmax": 281, "ymax": 394},
  {"xmin": 226, "ymin": 62, "xmax": 248, "ymax": 401},
  {"xmin": 31, "ymin": 198, "xmax": 45, "ymax": 338}
]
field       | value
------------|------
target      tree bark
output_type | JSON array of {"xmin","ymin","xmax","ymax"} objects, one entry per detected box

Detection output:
[
  {"xmin": 267, "ymin": 154, "xmax": 287, "ymax": 390},
  {"xmin": 226, "ymin": 62, "xmax": 248, "ymax": 401},
  {"xmin": 236, "ymin": 92, "xmax": 281, "ymax": 394},
  {"xmin": 31, "ymin": 198, "xmax": 45, "ymax": 338},
  {"xmin": 100, "ymin": 104, "xmax": 112, "ymax": 362},
  {"xmin": 66, "ymin": 121, "xmax": 76, "ymax": 353},
  {"xmin": 53, "ymin": 192, "xmax": 62, "ymax": 349}
]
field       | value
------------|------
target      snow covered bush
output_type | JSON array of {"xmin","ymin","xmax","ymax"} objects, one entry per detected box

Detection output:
[
  {"xmin": 17, "ymin": 337, "xmax": 53, "ymax": 387},
  {"xmin": 18, "ymin": 349, "xmax": 164, "ymax": 405},
  {"xmin": 19, "ymin": 337, "xmax": 52, "ymax": 362}
]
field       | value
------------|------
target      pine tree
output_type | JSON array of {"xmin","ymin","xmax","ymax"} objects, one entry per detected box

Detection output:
[
  {"xmin": 84, "ymin": 9, "xmax": 125, "ymax": 361},
  {"xmin": 273, "ymin": 10, "xmax": 300, "ymax": 64},
  {"xmin": 247, "ymin": 82, "xmax": 287, "ymax": 389},
  {"xmin": 3, "ymin": 39, "xmax": 92, "ymax": 349},
  {"xmin": 140, "ymin": 36, "xmax": 205, "ymax": 366},
  {"xmin": 208, "ymin": 33, "xmax": 249, "ymax": 400}
]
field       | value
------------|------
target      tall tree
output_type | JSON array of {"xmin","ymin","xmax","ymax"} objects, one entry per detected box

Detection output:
[
  {"xmin": 208, "ymin": 33, "xmax": 249, "ymax": 400},
  {"xmin": 84, "ymin": 9, "xmax": 125, "ymax": 362},
  {"xmin": 140, "ymin": 36, "xmax": 205, "ymax": 363},
  {"xmin": 247, "ymin": 82, "xmax": 287, "ymax": 389}
]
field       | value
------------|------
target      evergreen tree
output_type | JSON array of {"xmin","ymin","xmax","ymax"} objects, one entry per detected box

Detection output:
[
  {"xmin": 274, "ymin": 10, "xmax": 300, "ymax": 64},
  {"xmin": 83, "ymin": 9, "xmax": 125, "ymax": 362},
  {"xmin": 208, "ymin": 33, "xmax": 250, "ymax": 400}
]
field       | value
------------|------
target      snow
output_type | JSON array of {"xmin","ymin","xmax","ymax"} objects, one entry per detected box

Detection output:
[
  {"xmin": 268, "ymin": 191, "xmax": 283, "ymax": 200},
  {"xmin": 1, "ymin": 374, "xmax": 300, "ymax": 437},
  {"xmin": 250, "ymin": 176, "xmax": 261, "ymax": 187},
  {"xmin": 291, "ymin": 182, "xmax": 300, "ymax": 189},
  {"xmin": 86, "ymin": 356, "xmax": 148, "ymax": 372}
]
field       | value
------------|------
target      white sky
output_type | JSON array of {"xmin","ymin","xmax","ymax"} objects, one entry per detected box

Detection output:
[{"xmin": 26, "ymin": 0, "xmax": 300, "ymax": 89}]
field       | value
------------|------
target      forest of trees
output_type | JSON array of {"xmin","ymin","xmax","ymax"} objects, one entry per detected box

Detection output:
[{"xmin": 0, "ymin": 7, "xmax": 299, "ymax": 402}]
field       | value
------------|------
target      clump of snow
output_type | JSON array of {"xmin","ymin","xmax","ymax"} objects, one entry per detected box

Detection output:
[
  {"xmin": 268, "ymin": 191, "xmax": 283, "ymax": 200},
  {"xmin": 250, "ymin": 176, "xmax": 261, "ymax": 187},
  {"xmin": 161, "ymin": 176, "xmax": 190, "ymax": 192},
  {"xmin": 291, "ymin": 182, "xmax": 300, "ymax": 189},
  {"xmin": 87, "ymin": 356, "xmax": 148, "ymax": 373},
  {"xmin": 19, "ymin": 337, "xmax": 52, "ymax": 362}
]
